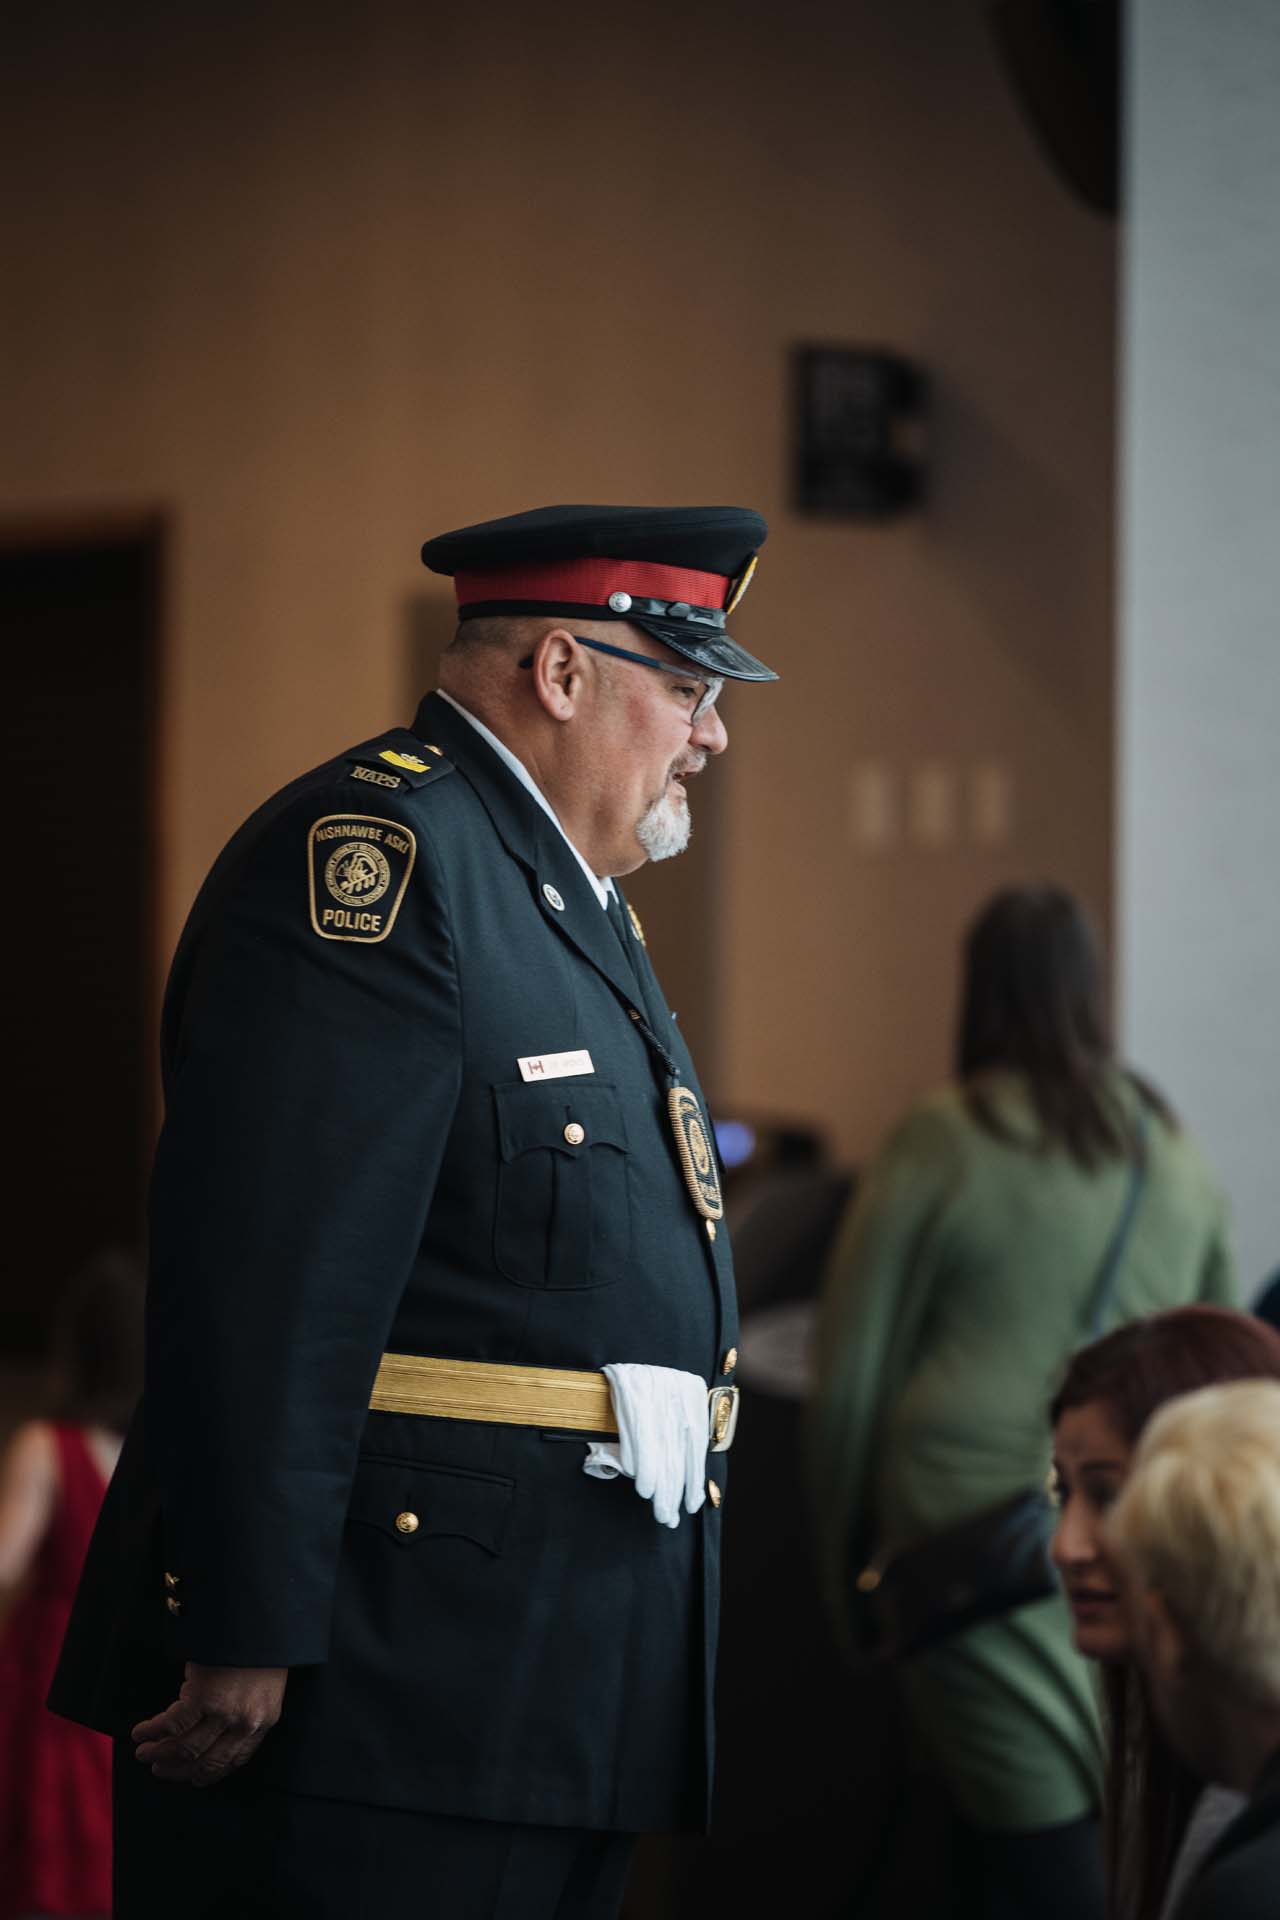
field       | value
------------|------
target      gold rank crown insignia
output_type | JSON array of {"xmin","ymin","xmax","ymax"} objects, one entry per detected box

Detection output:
[{"xmin": 380, "ymin": 749, "xmax": 432, "ymax": 773}]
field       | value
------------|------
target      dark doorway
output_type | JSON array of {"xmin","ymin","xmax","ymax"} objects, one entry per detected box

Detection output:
[{"xmin": 1, "ymin": 520, "xmax": 161, "ymax": 1352}]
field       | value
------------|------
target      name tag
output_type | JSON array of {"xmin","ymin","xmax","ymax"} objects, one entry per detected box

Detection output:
[{"xmin": 518, "ymin": 1049, "xmax": 595, "ymax": 1083}]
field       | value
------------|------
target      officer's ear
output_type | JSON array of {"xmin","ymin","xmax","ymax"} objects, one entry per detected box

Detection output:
[{"xmin": 526, "ymin": 627, "xmax": 585, "ymax": 723}]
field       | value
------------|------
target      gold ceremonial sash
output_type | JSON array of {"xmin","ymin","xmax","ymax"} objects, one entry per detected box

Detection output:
[{"xmin": 369, "ymin": 1352, "xmax": 618, "ymax": 1433}]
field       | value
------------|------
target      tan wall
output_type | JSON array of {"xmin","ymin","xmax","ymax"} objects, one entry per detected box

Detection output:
[{"xmin": 2, "ymin": 0, "xmax": 1114, "ymax": 1168}]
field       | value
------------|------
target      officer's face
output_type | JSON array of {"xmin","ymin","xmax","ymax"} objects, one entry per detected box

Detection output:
[{"xmin": 585, "ymin": 629, "xmax": 728, "ymax": 875}]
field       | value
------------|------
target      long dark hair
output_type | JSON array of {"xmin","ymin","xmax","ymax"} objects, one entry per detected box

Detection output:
[
  {"xmin": 956, "ymin": 886, "xmax": 1173, "ymax": 1168},
  {"xmin": 51, "ymin": 1247, "xmax": 145, "ymax": 1436},
  {"xmin": 1051, "ymin": 1308, "xmax": 1280, "ymax": 1920}
]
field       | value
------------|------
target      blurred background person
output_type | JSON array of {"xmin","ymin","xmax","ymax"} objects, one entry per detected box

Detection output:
[
  {"xmin": 1049, "ymin": 1306, "xmax": 1280, "ymax": 1920},
  {"xmin": 0, "ymin": 1249, "xmax": 144, "ymax": 1920},
  {"xmin": 809, "ymin": 885, "xmax": 1234, "ymax": 1920},
  {"xmin": 1106, "ymin": 1380, "xmax": 1280, "ymax": 1920}
]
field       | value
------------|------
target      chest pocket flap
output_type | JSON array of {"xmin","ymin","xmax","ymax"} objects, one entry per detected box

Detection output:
[{"xmin": 492, "ymin": 1082, "xmax": 632, "ymax": 1289}]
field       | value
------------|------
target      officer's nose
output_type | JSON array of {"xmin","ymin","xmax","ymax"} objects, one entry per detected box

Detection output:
[{"xmin": 693, "ymin": 704, "xmax": 728, "ymax": 755}]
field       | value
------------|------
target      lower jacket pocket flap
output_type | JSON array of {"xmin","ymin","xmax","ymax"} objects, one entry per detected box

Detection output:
[{"xmin": 349, "ymin": 1459, "xmax": 514, "ymax": 1555}]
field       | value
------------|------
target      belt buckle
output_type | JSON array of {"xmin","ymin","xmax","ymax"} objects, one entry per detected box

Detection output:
[{"xmin": 708, "ymin": 1384, "xmax": 740, "ymax": 1453}]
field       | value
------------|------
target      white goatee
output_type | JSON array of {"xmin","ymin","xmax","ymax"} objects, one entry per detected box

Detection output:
[{"xmin": 635, "ymin": 790, "xmax": 692, "ymax": 862}]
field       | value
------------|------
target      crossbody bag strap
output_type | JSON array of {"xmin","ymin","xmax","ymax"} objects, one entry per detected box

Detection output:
[{"xmin": 1081, "ymin": 1098, "xmax": 1151, "ymax": 1343}]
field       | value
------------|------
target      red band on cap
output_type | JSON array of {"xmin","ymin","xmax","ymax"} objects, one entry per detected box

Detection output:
[{"xmin": 453, "ymin": 556, "xmax": 729, "ymax": 611}]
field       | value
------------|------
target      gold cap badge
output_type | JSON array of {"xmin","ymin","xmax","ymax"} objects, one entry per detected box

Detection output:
[{"xmin": 724, "ymin": 554, "xmax": 758, "ymax": 616}]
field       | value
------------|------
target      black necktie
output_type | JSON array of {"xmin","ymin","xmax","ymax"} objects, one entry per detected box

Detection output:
[{"xmin": 605, "ymin": 890, "xmax": 677, "ymax": 1072}]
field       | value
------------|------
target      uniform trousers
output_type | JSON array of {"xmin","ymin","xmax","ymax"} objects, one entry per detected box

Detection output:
[{"xmin": 113, "ymin": 1745, "xmax": 636, "ymax": 1920}]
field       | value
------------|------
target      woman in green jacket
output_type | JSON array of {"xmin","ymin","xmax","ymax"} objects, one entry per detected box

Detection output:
[{"xmin": 809, "ymin": 886, "xmax": 1234, "ymax": 1920}]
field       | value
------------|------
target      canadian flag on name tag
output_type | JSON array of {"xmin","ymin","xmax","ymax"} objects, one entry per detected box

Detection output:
[{"xmin": 518, "ymin": 1050, "xmax": 596, "ymax": 1083}]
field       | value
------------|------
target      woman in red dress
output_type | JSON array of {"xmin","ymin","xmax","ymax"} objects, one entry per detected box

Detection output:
[{"xmin": 0, "ymin": 1251, "xmax": 143, "ymax": 1919}]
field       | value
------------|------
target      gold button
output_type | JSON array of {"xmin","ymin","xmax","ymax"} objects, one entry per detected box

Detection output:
[
  {"xmin": 707, "ymin": 1480, "xmax": 722, "ymax": 1509},
  {"xmin": 395, "ymin": 1511, "xmax": 420, "ymax": 1535},
  {"xmin": 163, "ymin": 1570, "xmax": 181, "ymax": 1590},
  {"xmin": 705, "ymin": 1220, "xmax": 717, "ymax": 1242},
  {"xmin": 165, "ymin": 1595, "xmax": 182, "ymax": 1615},
  {"xmin": 564, "ymin": 1122, "xmax": 585, "ymax": 1146},
  {"xmin": 722, "ymin": 1348, "xmax": 737, "ymax": 1375}
]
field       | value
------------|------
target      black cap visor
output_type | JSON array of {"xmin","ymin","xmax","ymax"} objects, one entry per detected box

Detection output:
[{"xmin": 627, "ymin": 615, "xmax": 778, "ymax": 682}]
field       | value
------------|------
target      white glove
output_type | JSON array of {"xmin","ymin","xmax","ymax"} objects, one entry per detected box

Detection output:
[{"xmin": 582, "ymin": 1363, "xmax": 708, "ymax": 1528}]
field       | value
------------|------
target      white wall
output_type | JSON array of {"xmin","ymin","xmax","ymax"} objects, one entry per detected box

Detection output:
[{"xmin": 1120, "ymin": 1, "xmax": 1280, "ymax": 1294}]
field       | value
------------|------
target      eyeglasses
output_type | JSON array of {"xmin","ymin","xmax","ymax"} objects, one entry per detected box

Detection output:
[{"xmin": 518, "ymin": 635, "xmax": 723, "ymax": 723}]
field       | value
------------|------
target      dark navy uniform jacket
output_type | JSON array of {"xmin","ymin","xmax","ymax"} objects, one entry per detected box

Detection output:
[{"xmin": 50, "ymin": 692, "xmax": 736, "ymax": 1833}]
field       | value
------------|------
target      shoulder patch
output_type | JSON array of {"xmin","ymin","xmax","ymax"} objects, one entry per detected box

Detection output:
[
  {"xmin": 343, "ymin": 746, "xmax": 455, "ymax": 792},
  {"xmin": 308, "ymin": 814, "xmax": 417, "ymax": 943}
]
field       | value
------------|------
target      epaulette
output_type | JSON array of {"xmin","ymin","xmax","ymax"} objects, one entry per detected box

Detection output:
[{"xmin": 343, "ymin": 737, "xmax": 455, "ymax": 795}]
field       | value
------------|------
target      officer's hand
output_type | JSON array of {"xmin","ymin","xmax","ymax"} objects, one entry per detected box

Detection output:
[{"xmin": 132, "ymin": 1663, "xmax": 287, "ymax": 1786}]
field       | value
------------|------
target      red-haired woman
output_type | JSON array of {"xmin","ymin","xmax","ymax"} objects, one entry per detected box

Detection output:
[{"xmin": 1050, "ymin": 1305, "xmax": 1280, "ymax": 1920}]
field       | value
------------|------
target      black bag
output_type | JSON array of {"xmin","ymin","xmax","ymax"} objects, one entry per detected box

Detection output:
[
  {"xmin": 852, "ymin": 1104, "xmax": 1149, "ymax": 1664},
  {"xmin": 854, "ymin": 1485, "xmax": 1057, "ymax": 1661}
]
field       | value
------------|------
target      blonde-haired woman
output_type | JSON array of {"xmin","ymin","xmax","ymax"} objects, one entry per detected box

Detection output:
[{"xmin": 1107, "ymin": 1381, "xmax": 1280, "ymax": 1920}]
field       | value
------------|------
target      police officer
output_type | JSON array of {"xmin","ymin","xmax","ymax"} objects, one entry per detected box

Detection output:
[{"xmin": 51, "ymin": 504, "xmax": 776, "ymax": 1918}]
